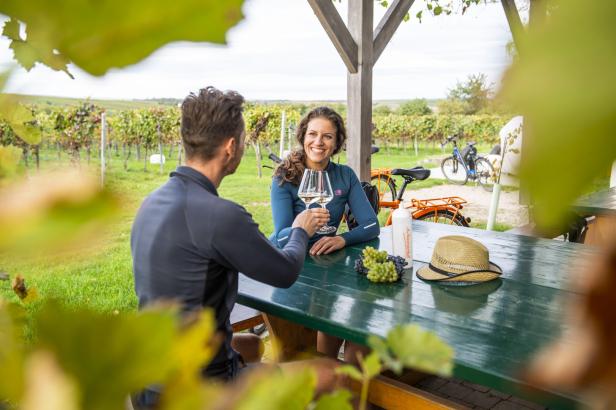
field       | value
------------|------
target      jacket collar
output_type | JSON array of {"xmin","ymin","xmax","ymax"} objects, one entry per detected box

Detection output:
[{"xmin": 171, "ymin": 166, "xmax": 218, "ymax": 196}]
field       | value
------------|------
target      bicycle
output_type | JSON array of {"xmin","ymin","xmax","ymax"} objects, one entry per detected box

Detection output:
[
  {"xmin": 370, "ymin": 166, "xmax": 470, "ymax": 227},
  {"xmin": 440, "ymin": 135, "xmax": 495, "ymax": 192},
  {"xmin": 265, "ymin": 148, "xmax": 470, "ymax": 227}
]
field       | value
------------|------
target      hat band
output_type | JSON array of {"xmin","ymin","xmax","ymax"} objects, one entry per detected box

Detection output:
[{"xmin": 425, "ymin": 262, "xmax": 503, "ymax": 282}]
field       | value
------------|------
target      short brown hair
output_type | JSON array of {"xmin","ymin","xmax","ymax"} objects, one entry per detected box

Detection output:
[{"xmin": 181, "ymin": 86, "xmax": 245, "ymax": 161}]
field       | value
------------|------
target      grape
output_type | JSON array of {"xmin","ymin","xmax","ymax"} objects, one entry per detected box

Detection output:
[{"xmin": 354, "ymin": 247, "xmax": 406, "ymax": 283}]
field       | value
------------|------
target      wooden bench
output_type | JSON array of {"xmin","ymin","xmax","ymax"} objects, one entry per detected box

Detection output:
[{"xmin": 230, "ymin": 303, "xmax": 264, "ymax": 332}]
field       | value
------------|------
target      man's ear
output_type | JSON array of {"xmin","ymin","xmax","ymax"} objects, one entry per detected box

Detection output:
[{"xmin": 223, "ymin": 137, "xmax": 236, "ymax": 157}]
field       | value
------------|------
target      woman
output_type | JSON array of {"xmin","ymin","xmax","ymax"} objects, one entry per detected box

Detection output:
[{"xmin": 270, "ymin": 106, "xmax": 379, "ymax": 362}]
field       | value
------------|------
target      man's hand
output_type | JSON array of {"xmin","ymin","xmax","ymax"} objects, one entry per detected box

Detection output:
[
  {"xmin": 310, "ymin": 235, "xmax": 346, "ymax": 255},
  {"xmin": 292, "ymin": 208, "xmax": 329, "ymax": 237}
]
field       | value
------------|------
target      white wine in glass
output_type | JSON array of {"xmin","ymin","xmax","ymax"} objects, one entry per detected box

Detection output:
[{"xmin": 298, "ymin": 169, "xmax": 318, "ymax": 209}]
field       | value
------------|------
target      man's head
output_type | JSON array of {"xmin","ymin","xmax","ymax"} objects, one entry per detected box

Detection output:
[{"xmin": 181, "ymin": 86, "xmax": 245, "ymax": 175}]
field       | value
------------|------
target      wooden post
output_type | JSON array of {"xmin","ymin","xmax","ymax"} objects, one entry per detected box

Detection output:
[
  {"xmin": 279, "ymin": 110, "xmax": 286, "ymax": 158},
  {"xmin": 157, "ymin": 122, "xmax": 164, "ymax": 175},
  {"xmin": 347, "ymin": 0, "xmax": 374, "ymax": 182},
  {"xmin": 308, "ymin": 0, "xmax": 414, "ymax": 181},
  {"xmin": 100, "ymin": 112, "xmax": 107, "ymax": 187}
]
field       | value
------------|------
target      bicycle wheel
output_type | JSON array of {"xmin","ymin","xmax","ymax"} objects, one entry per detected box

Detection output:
[
  {"xmin": 370, "ymin": 175, "xmax": 397, "ymax": 202},
  {"xmin": 475, "ymin": 157, "xmax": 495, "ymax": 192},
  {"xmin": 441, "ymin": 156, "xmax": 468, "ymax": 185},
  {"xmin": 414, "ymin": 209, "xmax": 469, "ymax": 227}
]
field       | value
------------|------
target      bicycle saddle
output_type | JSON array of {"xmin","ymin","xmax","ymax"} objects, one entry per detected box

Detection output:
[
  {"xmin": 467, "ymin": 141, "xmax": 477, "ymax": 146},
  {"xmin": 391, "ymin": 167, "xmax": 430, "ymax": 180}
]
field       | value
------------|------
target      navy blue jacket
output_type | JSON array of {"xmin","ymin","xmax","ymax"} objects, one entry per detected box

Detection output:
[
  {"xmin": 270, "ymin": 161, "xmax": 379, "ymax": 247},
  {"xmin": 132, "ymin": 166, "xmax": 308, "ymax": 379}
]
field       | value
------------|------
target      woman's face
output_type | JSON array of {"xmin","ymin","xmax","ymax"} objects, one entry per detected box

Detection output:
[{"xmin": 303, "ymin": 117, "xmax": 337, "ymax": 169}]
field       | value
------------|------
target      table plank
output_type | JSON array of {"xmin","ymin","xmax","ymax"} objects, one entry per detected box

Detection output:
[
  {"xmin": 238, "ymin": 221, "xmax": 597, "ymax": 408},
  {"xmin": 573, "ymin": 186, "xmax": 616, "ymax": 215}
]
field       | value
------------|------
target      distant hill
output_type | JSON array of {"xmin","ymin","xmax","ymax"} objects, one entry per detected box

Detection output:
[
  {"xmin": 6, "ymin": 94, "xmax": 179, "ymax": 111},
  {"xmin": 8, "ymin": 94, "xmax": 443, "ymax": 112}
]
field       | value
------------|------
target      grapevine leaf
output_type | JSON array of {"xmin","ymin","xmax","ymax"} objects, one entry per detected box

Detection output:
[
  {"xmin": 2, "ymin": 18, "xmax": 21, "ymax": 41},
  {"xmin": 0, "ymin": 0, "xmax": 245, "ymax": 76},
  {"xmin": 362, "ymin": 352, "xmax": 382, "ymax": 379},
  {"xmin": 499, "ymin": 0, "xmax": 616, "ymax": 228},
  {"xmin": 21, "ymin": 350, "xmax": 79, "ymax": 410},
  {"xmin": 416, "ymin": 10, "xmax": 423, "ymax": 22},
  {"xmin": 385, "ymin": 325, "xmax": 454, "ymax": 376},
  {"xmin": 0, "ymin": 301, "xmax": 26, "ymax": 402},
  {"xmin": 35, "ymin": 301, "xmax": 179, "ymax": 410},
  {"xmin": 0, "ymin": 145, "xmax": 22, "ymax": 179},
  {"xmin": 335, "ymin": 365, "xmax": 363, "ymax": 382},
  {"xmin": 9, "ymin": 40, "xmax": 37, "ymax": 71},
  {"xmin": 434, "ymin": 6, "xmax": 443, "ymax": 15},
  {"xmin": 234, "ymin": 366, "xmax": 316, "ymax": 410},
  {"xmin": 313, "ymin": 389, "xmax": 353, "ymax": 410},
  {"xmin": 380, "ymin": 1, "xmax": 389, "ymax": 8},
  {"xmin": 0, "ymin": 171, "xmax": 119, "ymax": 254}
]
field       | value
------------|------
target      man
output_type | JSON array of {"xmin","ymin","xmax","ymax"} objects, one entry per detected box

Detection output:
[{"xmin": 131, "ymin": 87, "xmax": 329, "ymax": 406}]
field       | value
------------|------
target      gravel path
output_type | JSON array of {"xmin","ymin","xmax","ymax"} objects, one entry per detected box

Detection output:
[{"xmin": 403, "ymin": 183, "xmax": 529, "ymax": 227}]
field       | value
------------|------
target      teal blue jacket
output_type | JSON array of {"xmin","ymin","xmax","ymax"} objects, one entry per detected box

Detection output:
[{"xmin": 270, "ymin": 161, "xmax": 379, "ymax": 247}]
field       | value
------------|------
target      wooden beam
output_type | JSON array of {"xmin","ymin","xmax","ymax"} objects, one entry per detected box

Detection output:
[
  {"xmin": 307, "ymin": 0, "xmax": 359, "ymax": 73},
  {"xmin": 373, "ymin": 0, "xmax": 415, "ymax": 65},
  {"xmin": 347, "ymin": 0, "xmax": 373, "ymax": 182},
  {"xmin": 500, "ymin": 0, "xmax": 524, "ymax": 53}
]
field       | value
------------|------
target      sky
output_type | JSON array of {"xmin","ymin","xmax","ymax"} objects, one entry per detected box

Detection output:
[{"xmin": 0, "ymin": 0, "xmax": 515, "ymax": 101}]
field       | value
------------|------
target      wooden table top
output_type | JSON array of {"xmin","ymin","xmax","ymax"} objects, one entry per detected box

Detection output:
[
  {"xmin": 574, "ymin": 186, "xmax": 616, "ymax": 215},
  {"xmin": 238, "ymin": 221, "xmax": 599, "ymax": 407}
]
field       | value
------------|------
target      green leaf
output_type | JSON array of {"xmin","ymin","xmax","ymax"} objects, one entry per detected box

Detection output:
[
  {"xmin": 403, "ymin": 12, "xmax": 410, "ymax": 22},
  {"xmin": 335, "ymin": 364, "xmax": 362, "ymax": 382},
  {"xmin": 415, "ymin": 10, "xmax": 423, "ymax": 21},
  {"xmin": 35, "ymin": 301, "xmax": 179, "ymax": 410},
  {"xmin": 0, "ymin": 301, "xmax": 26, "ymax": 402},
  {"xmin": 313, "ymin": 389, "xmax": 353, "ymax": 410},
  {"xmin": 2, "ymin": 18, "xmax": 21, "ymax": 41},
  {"xmin": 235, "ymin": 367, "xmax": 316, "ymax": 410},
  {"xmin": 427, "ymin": 3, "xmax": 433, "ymax": 10},
  {"xmin": 380, "ymin": 1, "xmax": 389, "ymax": 8},
  {"xmin": 385, "ymin": 325, "xmax": 454, "ymax": 376},
  {"xmin": 0, "ymin": 145, "xmax": 22, "ymax": 179},
  {"xmin": 362, "ymin": 352, "xmax": 382, "ymax": 379},
  {"xmin": 0, "ymin": 171, "xmax": 119, "ymax": 253},
  {"xmin": 0, "ymin": 0, "xmax": 245, "ymax": 76},
  {"xmin": 434, "ymin": 6, "xmax": 443, "ymax": 16},
  {"xmin": 499, "ymin": 0, "xmax": 616, "ymax": 229}
]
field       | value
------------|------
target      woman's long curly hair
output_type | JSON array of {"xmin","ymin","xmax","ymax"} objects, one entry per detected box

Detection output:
[{"xmin": 274, "ymin": 106, "xmax": 347, "ymax": 185}]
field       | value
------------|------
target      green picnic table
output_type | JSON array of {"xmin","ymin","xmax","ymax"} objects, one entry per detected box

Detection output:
[{"xmin": 238, "ymin": 221, "xmax": 597, "ymax": 409}]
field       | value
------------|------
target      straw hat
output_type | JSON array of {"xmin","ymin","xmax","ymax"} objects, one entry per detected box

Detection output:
[{"xmin": 417, "ymin": 235, "xmax": 502, "ymax": 285}]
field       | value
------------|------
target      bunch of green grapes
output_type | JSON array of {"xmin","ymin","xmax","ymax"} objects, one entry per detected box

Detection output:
[{"xmin": 358, "ymin": 247, "xmax": 399, "ymax": 283}]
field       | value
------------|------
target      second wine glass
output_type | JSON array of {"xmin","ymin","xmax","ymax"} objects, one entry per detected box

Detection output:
[{"xmin": 315, "ymin": 170, "xmax": 336, "ymax": 234}]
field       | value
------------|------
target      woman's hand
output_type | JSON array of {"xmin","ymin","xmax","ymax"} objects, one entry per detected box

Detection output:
[{"xmin": 310, "ymin": 235, "xmax": 346, "ymax": 255}]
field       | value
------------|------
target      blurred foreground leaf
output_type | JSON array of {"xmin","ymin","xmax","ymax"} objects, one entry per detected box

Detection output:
[
  {"xmin": 368, "ymin": 324, "xmax": 454, "ymax": 376},
  {"xmin": 499, "ymin": 0, "xmax": 616, "ymax": 228},
  {"xmin": 0, "ymin": 145, "xmax": 22, "ymax": 180},
  {"xmin": 21, "ymin": 350, "xmax": 79, "ymax": 410},
  {"xmin": 0, "ymin": 300, "xmax": 26, "ymax": 402},
  {"xmin": 35, "ymin": 302, "xmax": 177, "ymax": 410},
  {"xmin": 234, "ymin": 366, "xmax": 316, "ymax": 410},
  {"xmin": 0, "ymin": 0, "xmax": 244, "ymax": 76},
  {"xmin": 0, "ymin": 170, "xmax": 119, "ymax": 254},
  {"xmin": 313, "ymin": 389, "xmax": 353, "ymax": 410}
]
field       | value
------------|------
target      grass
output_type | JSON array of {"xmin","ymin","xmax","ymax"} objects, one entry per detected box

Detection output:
[{"xmin": 0, "ymin": 144, "xmax": 507, "ymax": 320}]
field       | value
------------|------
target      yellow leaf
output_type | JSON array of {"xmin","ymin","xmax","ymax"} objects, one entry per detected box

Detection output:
[{"xmin": 21, "ymin": 350, "xmax": 79, "ymax": 410}]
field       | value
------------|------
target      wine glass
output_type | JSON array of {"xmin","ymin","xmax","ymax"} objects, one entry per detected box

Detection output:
[
  {"xmin": 298, "ymin": 169, "xmax": 319, "ymax": 209},
  {"xmin": 315, "ymin": 170, "xmax": 336, "ymax": 234}
]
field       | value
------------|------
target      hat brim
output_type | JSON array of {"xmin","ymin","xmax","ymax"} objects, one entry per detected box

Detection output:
[{"xmin": 417, "ymin": 262, "xmax": 502, "ymax": 286}]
